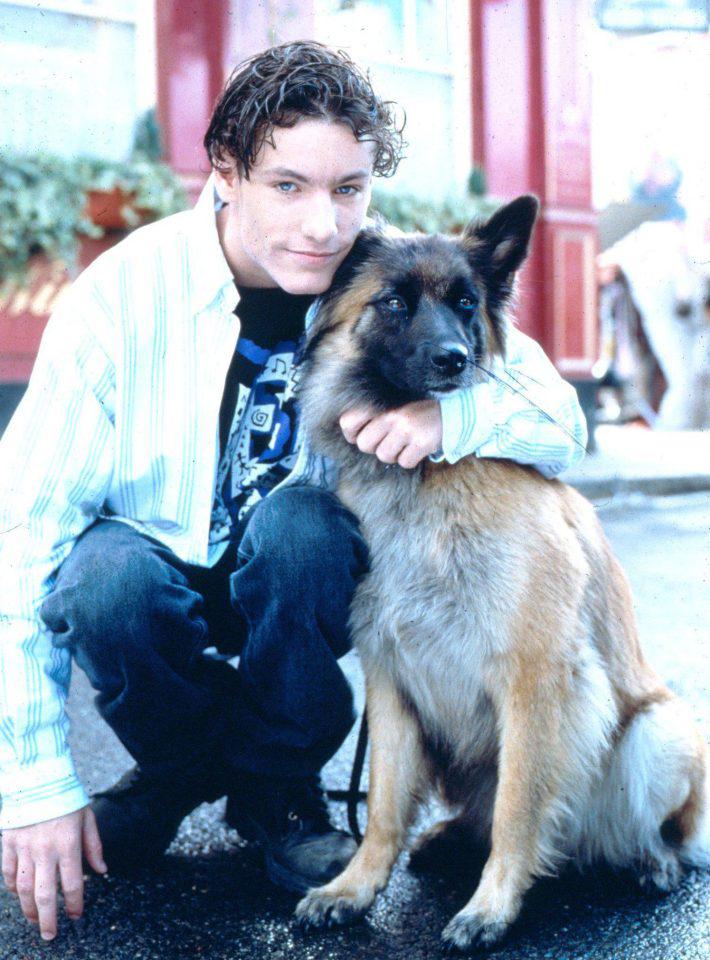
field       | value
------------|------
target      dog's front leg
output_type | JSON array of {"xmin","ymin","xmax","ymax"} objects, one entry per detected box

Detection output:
[
  {"xmin": 296, "ymin": 673, "xmax": 422, "ymax": 928},
  {"xmin": 441, "ymin": 670, "xmax": 566, "ymax": 952}
]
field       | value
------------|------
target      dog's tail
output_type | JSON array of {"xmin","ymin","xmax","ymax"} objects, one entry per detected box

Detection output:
[
  {"xmin": 579, "ymin": 697, "xmax": 709, "ymax": 873},
  {"xmin": 678, "ymin": 738, "xmax": 710, "ymax": 869}
]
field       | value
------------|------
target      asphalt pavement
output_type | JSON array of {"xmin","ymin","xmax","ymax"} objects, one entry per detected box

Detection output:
[{"xmin": 1, "ymin": 491, "xmax": 708, "ymax": 960}]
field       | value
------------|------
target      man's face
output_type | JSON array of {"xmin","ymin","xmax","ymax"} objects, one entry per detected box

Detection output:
[{"xmin": 214, "ymin": 118, "xmax": 375, "ymax": 294}]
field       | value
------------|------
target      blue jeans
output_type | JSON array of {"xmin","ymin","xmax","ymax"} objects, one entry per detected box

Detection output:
[{"xmin": 40, "ymin": 485, "xmax": 370, "ymax": 781}]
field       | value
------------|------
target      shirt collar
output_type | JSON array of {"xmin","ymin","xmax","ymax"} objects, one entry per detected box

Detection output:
[{"xmin": 186, "ymin": 173, "xmax": 238, "ymax": 317}]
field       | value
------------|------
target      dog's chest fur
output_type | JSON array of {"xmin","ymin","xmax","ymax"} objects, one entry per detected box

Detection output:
[{"xmin": 338, "ymin": 458, "xmax": 532, "ymax": 770}]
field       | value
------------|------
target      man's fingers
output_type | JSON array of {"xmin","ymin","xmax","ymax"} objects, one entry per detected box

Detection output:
[
  {"xmin": 58, "ymin": 853, "xmax": 84, "ymax": 920},
  {"xmin": 15, "ymin": 850, "xmax": 38, "ymax": 924},
  {"xmin": 396, "ymin": 444, "xmax": 426, "ymax": 470},
  {"xmin": 375, "ymin": 434, "xmax": 408, "ymax": 465},
  {"xmin": 1, "ymin": 838, "xmax": 18, "ymax": 893},
  {"xmin": 34, "ymin": 857, "xmax": 58, "ymax": 941},
  {"xmin": 355, "ymin": 417, "xmax": 392, "ymax": 455},
  {"xmin": 339, "ymin": 406, "xmax": 377, "ymax": 443},
  {"xmin": 340, "ymin": 402, "xmax": 440, "ymax": 467},
  {"xmin": 82, "ymin": 807, "xmax": 107, "ymax": 874}
]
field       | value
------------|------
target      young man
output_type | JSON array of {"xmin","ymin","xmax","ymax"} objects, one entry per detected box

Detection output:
[{"xmin": 0, "ymin": 42, "xmax": 587, "ymax": 941}]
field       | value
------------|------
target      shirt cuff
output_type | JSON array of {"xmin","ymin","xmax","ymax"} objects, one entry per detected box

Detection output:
[
  {"xmin": 0, "ymin": 755, "xmax": 89, "ymax": 829},
  {"xmin": 430, "ymin": 385, "xmax": 499, "ymax": 465}
]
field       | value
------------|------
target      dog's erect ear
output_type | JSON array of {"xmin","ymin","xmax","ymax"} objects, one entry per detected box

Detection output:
[
  {"xmin": 463, "ymin": 195, "xmax": 539, "ymax": 287},
  {"xmin": 324, "ymin": 223, "xmax": 388, "ymax": 301}
]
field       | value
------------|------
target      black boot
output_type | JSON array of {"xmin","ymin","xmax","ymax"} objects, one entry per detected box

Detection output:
[
  {"xmin": 90, "ymin": 763, "xmax": 227, "ymax": 872},
  {"xmin": 225, "ymin": 774, "xmax": 357, "ymax": 894}
]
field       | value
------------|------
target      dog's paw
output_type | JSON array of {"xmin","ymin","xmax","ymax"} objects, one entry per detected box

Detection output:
[
  {"xmin": 295, "ymin": 887, "xmax": 371, "ymax": 929},
  {"xmin": 441, "ymin": 911, "xmax": 509, "ymax": 953},
  {"xmin": 638, "ymin": 851, "xmax": 683, "ymax": 894}
]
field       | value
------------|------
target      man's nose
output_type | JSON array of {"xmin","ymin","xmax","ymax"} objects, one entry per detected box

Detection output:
[{"xmin": 302, "ymin": 196, "xmax": 338, "ymax": 245}]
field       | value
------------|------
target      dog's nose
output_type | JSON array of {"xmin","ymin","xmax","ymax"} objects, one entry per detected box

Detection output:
[{"xmin": 431, "ymin": 342, "xmax": 469, "ymax": 375}]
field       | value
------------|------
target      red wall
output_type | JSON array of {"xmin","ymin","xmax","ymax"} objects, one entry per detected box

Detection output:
[{"xmin": 0, "ymin": 236, "xmax": 121, "ymax": 383}]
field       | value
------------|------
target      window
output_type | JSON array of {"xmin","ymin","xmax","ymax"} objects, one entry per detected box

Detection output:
[
  {"xmin": 0, "ymin": 0, "xmax": 155, "ymax": 160},
  {"xmin": 315, "ymin": 0, "xmax": 472, "ymax": 199}
]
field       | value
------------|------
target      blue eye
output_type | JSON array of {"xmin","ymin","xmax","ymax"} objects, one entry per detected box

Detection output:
[
  {"xmin": 458, "ymin": 296, "xmax": 476, "ymax": 310},
  {"xmin": 335, "ymin": 185, "xmax": 358, "ymax": 196},
  {"xmin": 277, "ymin": 182, "xmax": 297, "ymax": 193}
]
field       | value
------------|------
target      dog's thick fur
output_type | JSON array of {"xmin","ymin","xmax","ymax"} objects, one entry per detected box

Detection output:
[{"xmin": 294, "ymin": 198, "xmax": 709, "ymax": 951}]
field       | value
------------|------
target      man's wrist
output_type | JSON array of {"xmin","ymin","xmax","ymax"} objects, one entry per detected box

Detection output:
[
  {"xmin": 436, "ymin": 385, "xmax": 498, "ymax": 464},
  {"xmin": 0, "ymin": 756, "xmax": 89, "ymax": 830}
]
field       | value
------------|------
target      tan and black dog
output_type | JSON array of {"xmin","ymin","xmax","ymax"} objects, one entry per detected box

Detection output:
[{"xmin": 294, "ymin": 197, "xmax": 709, "ymax": 952}]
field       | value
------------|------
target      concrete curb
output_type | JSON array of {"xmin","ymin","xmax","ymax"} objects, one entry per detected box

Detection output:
[
  {"xmin": 560, "ymin": 426, "xmax": 710, "ymax": 502},
  {"xmin": 569, "ymin": 473, "xmax": 710, "ymax": 501}
]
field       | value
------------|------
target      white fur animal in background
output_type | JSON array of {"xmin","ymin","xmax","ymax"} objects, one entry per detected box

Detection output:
[{"xmin": 602, "ymin": 221, "xmax": 710, "ymax": 430}]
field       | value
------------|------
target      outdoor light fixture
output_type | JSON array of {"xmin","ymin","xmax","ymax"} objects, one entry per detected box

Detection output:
[{"xmin": 596, "ymin": 0, "xmax": 710, "ymax": 31}]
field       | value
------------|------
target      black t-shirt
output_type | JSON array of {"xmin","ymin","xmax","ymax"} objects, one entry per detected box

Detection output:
[{"xmin": 209, "ymin": 286, "xmax": 314, "ymax": 545}]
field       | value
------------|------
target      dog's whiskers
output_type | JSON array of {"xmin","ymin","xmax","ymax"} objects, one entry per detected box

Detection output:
[
  {"xmin": 495, "ymin": 366, "xmax": 546, "ymax": 389},
  {"xmin": 464, "ymin": 359, "xmax": 587, "ymax": 453}
]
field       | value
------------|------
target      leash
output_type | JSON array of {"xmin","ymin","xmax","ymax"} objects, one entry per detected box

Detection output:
[{"xmin": 325, "ymin": 712, "xmax": 368, "ymax": 843}]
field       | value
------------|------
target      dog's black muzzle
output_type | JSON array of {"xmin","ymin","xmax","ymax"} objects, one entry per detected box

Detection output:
[{"xmin": 430, "ymin": 341, "xmax": 469, "ymax": 377}]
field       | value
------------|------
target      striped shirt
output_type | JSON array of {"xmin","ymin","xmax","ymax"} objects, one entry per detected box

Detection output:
[{"xmin": 0, "ymin": 178, "xmax": 587, "ymax": 829}]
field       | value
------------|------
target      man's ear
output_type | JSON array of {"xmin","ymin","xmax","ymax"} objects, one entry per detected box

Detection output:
[
  {"xmin": 463, "ymin": 195, "xmax": 539, "ymax": 285},
  {"xmin": 212, "ymin": 165, "xmax": 241, "ymax": 202}
]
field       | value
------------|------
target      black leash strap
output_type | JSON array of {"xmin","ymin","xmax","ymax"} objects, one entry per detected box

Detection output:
[{"xmin": 325, "ymin": 712, "xmax": 369, "ymax": 843}]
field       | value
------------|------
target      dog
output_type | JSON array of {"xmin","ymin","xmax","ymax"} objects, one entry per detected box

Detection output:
[{"xmin": 293, "ymin": 196, "xmax": 709, "ymax": 952}]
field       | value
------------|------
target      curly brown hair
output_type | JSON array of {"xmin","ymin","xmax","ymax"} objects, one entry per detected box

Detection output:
[{"xmin": 204, "ymin": 41, "xmax": 405, "ymax": 179}]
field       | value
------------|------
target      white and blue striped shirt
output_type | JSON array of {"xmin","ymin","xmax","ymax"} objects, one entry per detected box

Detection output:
[{"xmin": 0, "ymin": 179, "xmax": 587, "ymax": 829}]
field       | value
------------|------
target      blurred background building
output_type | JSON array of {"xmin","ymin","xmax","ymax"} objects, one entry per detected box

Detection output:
[{"xmin": 1, "ymin": 0, "xmax": 709, "ymax": 438}]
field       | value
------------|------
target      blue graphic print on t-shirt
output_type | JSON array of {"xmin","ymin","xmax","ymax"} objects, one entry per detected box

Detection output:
[{"xmin": 209, "ymin": 335, "xmax": 304, "ymax": 544}]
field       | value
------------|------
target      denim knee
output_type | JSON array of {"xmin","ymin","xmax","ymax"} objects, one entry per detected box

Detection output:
[
  {"xmin": 236, "ymin": 485, "xmax": 370, "ymax": 594},
  {"xmin": 231, "ymin": 486, "xmax": 370, "ymax": 655},
  {"xmin": 40, "ymin": 520, "xmax": 207, "ymax": 680}
]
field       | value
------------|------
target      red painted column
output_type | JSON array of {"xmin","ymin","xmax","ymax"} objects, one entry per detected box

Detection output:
[
  {"xmin": 156, "ymin": 1, "xmax": 315, "ymax": 200},
  {"xmin": 471, "ymin": 0, "xmax": 545, "ymax": 343},
  {"xmin": 539, "ymin": 0, "xmax": 597, "ymax": 378},
  {"xmin": 470, "ymin": 0, "xmax": 597, "ymax": 376},
  {"xmin": 156, "ymin": 0, "xmax": 232, "ymax": 193}
]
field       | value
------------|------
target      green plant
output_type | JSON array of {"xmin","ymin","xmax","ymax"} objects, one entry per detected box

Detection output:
[
  {"xmin": 77, "ymin": 107, "xmax": 187, "ymax": 223},
  {"xmin": 0, "ymin": 146, "xmax": 188, "ymax": 281},
  {"xmin": 0, "ymin": 152, "xmax": 99, "ymax": 281},
  {"xmin": 132, "ymin": 108, "xmax": 164, "ymax": 162},
  {"xmin": 369, "ymin": 167, "xmax": 499, "ymax": 234},
  {"xmin": 467, "ymin": 166, "xmax": 488, "ymax": 198}
]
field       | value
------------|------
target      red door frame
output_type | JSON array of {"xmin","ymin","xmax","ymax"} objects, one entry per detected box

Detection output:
[{"xmin": 470, "ymin": 0, "xmax": 597, "ymax": 377}]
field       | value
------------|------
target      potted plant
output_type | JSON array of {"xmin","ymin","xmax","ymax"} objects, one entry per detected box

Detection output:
[
  {"xmin": 79, "ymin": 110, "xmax": 188, "ymax": 230},
  {"xmin": 0, "ymin": 111, "xmax": 189, "ymax": 283},
  {"xmin": 78, "ymin": 155, "xmax": 188, "ymax": 231},
  {"xmin": 0, "ymin": 152, "xmax": 100, "ymax": 282}
]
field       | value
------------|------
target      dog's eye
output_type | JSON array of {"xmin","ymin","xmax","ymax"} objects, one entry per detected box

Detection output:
[
  {"xmin": 458, "ymin": 297, "xmax": 476, "ymax": 310},
  {"xmin": 385, "ymin": 297, "xmax": 407, "ymax": 312}
]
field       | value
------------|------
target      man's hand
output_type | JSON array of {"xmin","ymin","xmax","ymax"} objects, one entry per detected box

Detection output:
[
  {"xmin": 339, "ymin": 399, "xmax": 443, "ymax": 469},
  {"xmin": 1, "ymin": 806, "xmax": 106, "ymax": 941}
]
